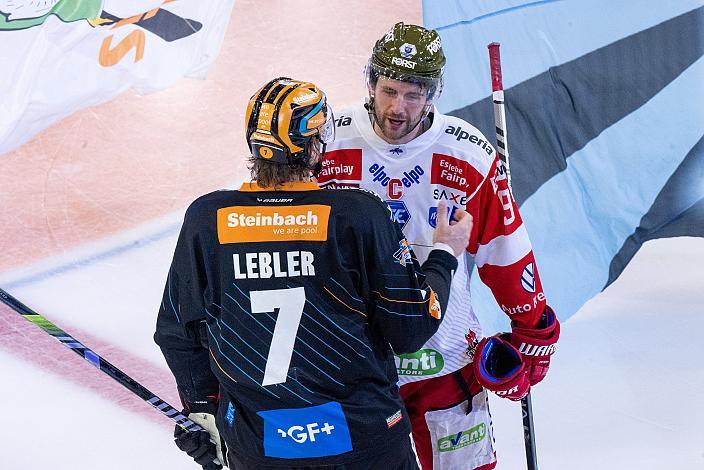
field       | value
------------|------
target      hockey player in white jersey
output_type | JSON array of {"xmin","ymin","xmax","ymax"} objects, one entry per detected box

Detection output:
[{"xmin": 318, "ymin": 23, "xmax": 560, "ymax": 470}]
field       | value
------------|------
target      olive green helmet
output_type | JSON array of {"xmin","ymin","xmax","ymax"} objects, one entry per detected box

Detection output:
[{"xmin": 367, "ymin": 22, "xmax": 446, "ymax": 100}]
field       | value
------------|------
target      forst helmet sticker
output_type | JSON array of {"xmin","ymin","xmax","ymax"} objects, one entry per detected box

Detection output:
[{"xmin": 426, "ymin": 36, "xmax": 442, "ymax": 55}]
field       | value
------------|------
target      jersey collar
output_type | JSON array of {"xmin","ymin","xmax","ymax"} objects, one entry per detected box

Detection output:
[{"xmin": 239, "ymin": 181, "xmax": 321, "ymax": 192}]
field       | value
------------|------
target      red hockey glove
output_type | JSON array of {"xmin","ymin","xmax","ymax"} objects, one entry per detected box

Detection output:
[
  {"xmin": 510, "ymin": 306, "xmax": 560, "ymax": 386},
  {"xmin": 473, "ymin": 307, "xmax": 560, "ymax": 400},
  {"xmin": 473, "ymin": 334, "xmax": 531, "ymax": 401}
]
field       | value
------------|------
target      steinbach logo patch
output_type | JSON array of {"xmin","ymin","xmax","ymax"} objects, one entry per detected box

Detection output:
[
  {"xmin": 257, "ymin": 402, "xmax": 353, "ymax": 459},
  {"xmin": 217, "ymin": 205, "xmax": 330, "ymax": 243}
]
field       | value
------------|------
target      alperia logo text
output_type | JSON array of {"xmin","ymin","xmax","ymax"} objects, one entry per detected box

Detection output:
[
  {"xmin": 395, "ymin": 349, "xmax": 443, "ymax": 376},
  {"xmin": 438, "ymin": 423, "xmax": 487, "ymax": 452}
]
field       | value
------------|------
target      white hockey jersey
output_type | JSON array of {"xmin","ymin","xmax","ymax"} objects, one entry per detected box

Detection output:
[{"xmin": 319, "ymin": 103, "xmax": 547, "ymax": 385}]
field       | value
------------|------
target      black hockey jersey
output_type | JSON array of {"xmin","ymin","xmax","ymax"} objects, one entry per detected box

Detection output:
[{"xmin": 154, "ymin": 181, "xmax": 457, "ymax": 467}]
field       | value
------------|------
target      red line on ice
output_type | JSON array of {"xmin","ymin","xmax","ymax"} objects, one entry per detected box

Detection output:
[{"xmin": 0, "ymin": 305, "xmax": 181, "ymax": 430}]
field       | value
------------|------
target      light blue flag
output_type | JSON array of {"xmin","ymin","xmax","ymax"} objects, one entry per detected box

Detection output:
[{"xmin": 422, "ymin": 0, "xmax": 704, "ymax": 331}]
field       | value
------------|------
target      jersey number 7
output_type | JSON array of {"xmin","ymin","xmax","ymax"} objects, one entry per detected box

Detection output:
[{"xmin": 250, "ymin": 287, "xmax": 306, "ymax": 386}]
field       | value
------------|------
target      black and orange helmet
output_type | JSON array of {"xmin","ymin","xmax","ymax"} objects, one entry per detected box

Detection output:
[{"xmin": 245, "ymin": 77, "xmax": 335, "ymax": 167}]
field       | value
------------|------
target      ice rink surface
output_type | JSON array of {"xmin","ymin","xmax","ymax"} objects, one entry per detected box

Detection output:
[
  {"xmin": 1, "ymin": 2, "xmax": 703, "ymax": 469},
  {"xmin": 2, "ymin": 233, "xmax": 702, "ymax": 469}
]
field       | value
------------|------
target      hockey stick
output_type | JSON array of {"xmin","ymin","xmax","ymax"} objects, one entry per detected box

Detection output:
[
  {"xmin": 0, "ymin": 287, "xmax": 203, "ymax": 433},
  {"xmin": 488, "ymin": 42, "xmax": 538, "ymax": 470},
  {"xmin": 488, "ymin": 42, "xmax": 513, "ymax": 193}
]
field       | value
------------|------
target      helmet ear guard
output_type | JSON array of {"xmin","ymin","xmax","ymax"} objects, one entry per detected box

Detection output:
[{"xmin": 246, "ymin": 78, "xmax": 335, "ymax": 169}]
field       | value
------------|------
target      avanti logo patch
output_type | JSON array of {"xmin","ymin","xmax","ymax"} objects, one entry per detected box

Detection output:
[
  {"xmin": 395, "ymin": 349, "xmax": 444, "ymax": 376},
  {"xmin": 438, "ymin": 423, "xmax": 487, "ymax": 452}
]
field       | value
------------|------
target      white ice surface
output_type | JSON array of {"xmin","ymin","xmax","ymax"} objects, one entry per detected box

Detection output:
[
  {"xmin": 1, "ymin": 226, "xmax": 703, "ymax": 469},
  {"xmin": 489, "ymin": 237, "xmax": 704, "ymax": 470},
  {"xmin": 0, "ymin": 348, "xmax": 193, "ymax": 470}
]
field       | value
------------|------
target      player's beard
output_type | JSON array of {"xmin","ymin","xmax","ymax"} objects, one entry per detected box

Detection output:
[{"xmin": 373, "ymin": 108, "xmax": 424, "ymax": 143}]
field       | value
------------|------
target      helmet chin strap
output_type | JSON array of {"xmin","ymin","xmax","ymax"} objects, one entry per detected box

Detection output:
[
  {"xmin": 306, "ymin": 137, "xmax": 326, "ymax": 176},
  {"xmin": 311, "ymin": 144, "xmax": 326, "ymax": 177},
  {"xmin": 311, "ymin": 159, "xmax": 323, "ymax": 177}
]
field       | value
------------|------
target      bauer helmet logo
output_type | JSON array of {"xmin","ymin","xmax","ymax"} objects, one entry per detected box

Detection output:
[
  {"xmin": 259, "ymin": 147, "xmax": 274, "ymax": 159},
  {"xmin": 399, "ymin": 43, "xmax": 417, "ymax": 59}
]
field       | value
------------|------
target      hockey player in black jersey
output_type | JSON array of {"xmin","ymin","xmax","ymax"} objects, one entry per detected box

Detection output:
[{"xmin": 154, "ymin": 77, "xmax": 473, "ymax": 470}]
